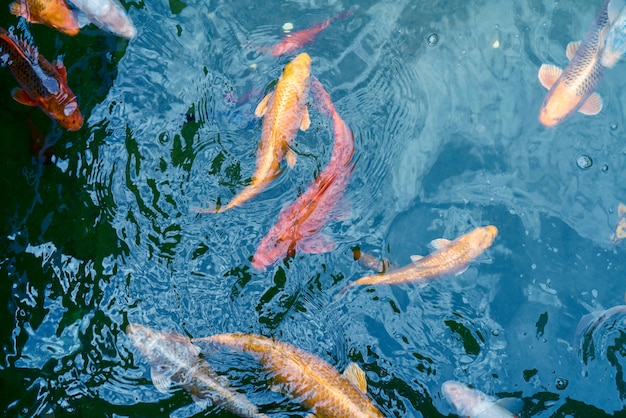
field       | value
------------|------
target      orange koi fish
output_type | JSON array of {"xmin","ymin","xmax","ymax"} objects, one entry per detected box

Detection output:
[
  {"xmin": 195, "ymin": 333, "xmax": 383, "ymax": 418},
  {"xmin": 0, "ymin": 27, "xmax": 83, "ymax": 130},
  {"xmin": 9, "ymin": 0, "xmax": 80, "ymax": 36},
  {"xmin": 270, "ymin": 7, "xmax": 358, "ymax": 56},
  {"xmin": 339, "ymin": 225, "xmax": 498, "ymax": 294},
  {"xmin": 538, "ymin": 0, "xmax": 610, "ymax": 127},
  {"xmin": 251, "ymin": 78, "xmax": 354, "ymax": 270},
  {"xmin": 126, "ymin": 324, "xmax": 267, "ymax": 418},
  {"xmin": 192, "ymin": 53, "xmax": 311, "ymax": 213}
]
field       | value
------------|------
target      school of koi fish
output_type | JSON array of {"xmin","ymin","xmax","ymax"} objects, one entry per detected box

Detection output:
[{"xmin": 2, "ymin": 0, "xmax": 626, "ymax": 416}]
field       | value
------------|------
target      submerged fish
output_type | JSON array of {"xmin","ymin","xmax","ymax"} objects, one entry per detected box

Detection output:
[
  {"xmin": 575, "ymin": 304, "xmax": 626, "ymax": 362},
  {"xmin": 442, "ymin": 381, "xmax": 519, "ymax": 418},
  {"xmin": 71, "ymin": 0, "xmax": 136, "ymax": 38},
  {"xmin": 538, "ymin": 0, "xmax": 610, "ymax": 127},
  {"xmin": 270, "ymin": 7, "xmax": 358, "ymax": 56},
  {"xmin": 0, "ymin": 26, "xmax": 83, "ymax": 130},
  {"xmin": 352, "ymin": 248, "xmax": 392, "ymax": 274},
  {"xmin": 9, "ymin": 0, "xmax": 80, "ymax": 36},
  {"xmin": 126, "ymin": 324, "xmax": 267, "ymax": 418},
  {"xmin": 610, "ymin": 202, "xmax": 626, "ymax": 243},
  {"xmin": 339, "ymin": 225, "xmax": 498, "ymax": 294},
  {"xmin": 251, "ymin": 78, "xmax": 354, "ymax": 270},
  {"xmin": 195, "ymin": 333, "xmax": 383, "ymax": 417},
  {"xmin": 192, "ymin": 53, "xmax": 312, "ymax": 213},
  {"xmin": 601, "ymin": 0, "xmax": 626, "ymax": 67}
]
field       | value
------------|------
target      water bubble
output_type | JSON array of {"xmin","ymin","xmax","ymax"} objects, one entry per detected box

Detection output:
[
  {"xmin": 555, "ymin": 378, "xmax": 569, "ymax": 390},
  {"xmin": 576, "ymin": 155, "xmax": 593, "ymax": 170},
  {"xmin": 426, "ymin": 33, "xmax": 439, "ymax": 46},
  {"xmin": 611, "ymin": 123, "xmax": 619, "ymax": 131},
  {"xmin": 602, "ymin": 164, "xmax": 609, "ymax": 172}
]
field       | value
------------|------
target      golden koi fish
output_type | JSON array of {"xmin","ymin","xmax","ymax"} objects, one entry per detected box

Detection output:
[
  {"xmin": 339, "ymin": 225, "xmax": 498, "ymax": 293},
  {"xmin": 193, "ymin": 53, "xmax": 311, "ymax": 213},
  {"xmin": 195, "ymin": 333, "xmax": 383, "ymax": 417},
  {"xmin": 126, "ymin": 324, "xmax": 267, "ymax": 418},
  {"xmin": 538, "ymin": 0, "xmax": 609, "ymax": 127}
]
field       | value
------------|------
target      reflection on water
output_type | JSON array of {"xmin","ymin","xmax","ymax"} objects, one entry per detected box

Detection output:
[{"xmin": 2, "ymin": 0, "xmax": 626, "ymax": 416}]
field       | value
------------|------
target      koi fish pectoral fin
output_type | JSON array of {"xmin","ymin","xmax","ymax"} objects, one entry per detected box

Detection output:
[
  {"xmin": 410, "ymin": 255, "xmax": 424, "ymax": 266},
  {"xmin": 342, "ymin": 362, "xmax": 368, "ymax": 394},
  {"xmin": 286, "ymin": 148, "xmax": 297, "ymax": 168},
  {"xmin": 300, "ymin": 106, "xmax": 311, "ymax": 131},
  {"xmin": 538, "ymin": 64, "xmax": 563, "ymax": 89},
  {"xmin": 254, "ymin": 92, "xmax": 274, "ymax": 117},
  {"xmin": 578, "ymin": 92, "xmax": 603, "ymax": 115},
  {"xmin": 11, "ymin": 88, "xmax": 37, "ymax": 106},
  {"xmin": 566, "ymin": 41, "xmax": 582, "ymax": 60},
  {"xmin": 299, "ymin": 233, "xmax": 336, "ymax": 254}
]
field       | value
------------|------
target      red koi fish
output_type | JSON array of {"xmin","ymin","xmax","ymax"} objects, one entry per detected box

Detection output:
[
  {"xmin": 9, "ymin": 0, "xmax": 80, "ymax": 36},
  {"xmin": 0, "ymin": 27, "xmax": 83, "ymax": 130},
  {"xmin": 538, "ymin": 0, "xmax": 609, "ymax": 127},
  {"xmin": 270, "ymin": 7, "xmax": 358, "ymax": 56},
  {"xmin": 251, "ymin": 78, "xmax": 354, "ymax": 271}
]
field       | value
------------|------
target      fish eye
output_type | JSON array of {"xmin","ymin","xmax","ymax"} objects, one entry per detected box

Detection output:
[{"xmin": 64, "ymin": 102, "xmax": 78, "ymax": 116}]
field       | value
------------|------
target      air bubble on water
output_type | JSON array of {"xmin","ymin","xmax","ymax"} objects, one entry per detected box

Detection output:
[
  {"xmin": 555, "ymin": 378, "xmax": 569, "ymax": 390},
  {"xmin": 282, "ymin": 22, "xmax": 293, "ymax": 32},
  {"xmin": 426, "ymin": 33, "xmax": 439, "ymax": 46},
  {"xmin": 611, "ymin": 122, "xmax": 619, "ymax": 131},
  {"xmin": 576, "ymin": 155, "xmax": 592, "ymax": 170},
  {"xmin": 602, "ymin": 164, "xmax": 609, "ymax": 172}
]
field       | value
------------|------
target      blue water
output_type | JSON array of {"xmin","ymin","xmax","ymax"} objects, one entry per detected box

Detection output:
[{"xmin": 1, "ymin": 0, "xmax": 626, "ymax": 416}]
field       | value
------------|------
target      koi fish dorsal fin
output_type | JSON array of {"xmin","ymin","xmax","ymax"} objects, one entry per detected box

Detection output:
[
  {"xmin": 286, "ymin": 148, "xmax": 297, "ymax": 168},
  {"xmin": 579, "ymin": 92, "xmax": 603, "ymax": 115},
  {"xmin": 12, "ymin": 88, "xmax": 37, "ymax": 106},
  {"xmin": 538, "ymin": 64, "xmax": 563, "ymax": 89},
  {"xmin": 300, "ymin": 106, "xmax": 310, "ymax": 131},
  {"xmin": 254, "ymin": 92, "xmax": 273, "ymax": 117},
  {"xmin": 430, "ymin": 238, "xmax": 452, "ymax": 250},
  {"xmin": 410, "ymin": 255, "xmax": 424, "ymax": 265},
  {"xmin": 343, "ymin": 362, "xmax": 367, "ymax": 393},
  {"xmin": 566, "ymin": 41, "xmax": 581, "ymax": 60}
]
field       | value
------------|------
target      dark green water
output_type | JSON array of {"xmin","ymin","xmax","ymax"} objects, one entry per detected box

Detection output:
[{"xmin": 1, "ymin": 0, "xmax": 626, "ymax": 416}]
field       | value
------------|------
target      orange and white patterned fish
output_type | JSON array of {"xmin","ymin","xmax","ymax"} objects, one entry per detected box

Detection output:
[
  {"xmin": 10, "ymin": 0, "xmax": 80, "ymax": 36},
  {"xmin": 193, "ymin": 53, "xmax": 311, "ymax": 213},
  {"xmin": 0, "ymin": 26, "xmax": 83, "ymax": 130},
  {"xmin": 538, "ymin": 0, "xmax": 610, "ymax": 127},
  {"xmin": 126, "ymin": 324, "xmax": 267, "ymax": 418},
  {"xmin": 338, "ymin": 226, "xmax": 498, "ymax": 294},
  {"xmin": 195, "ymin": 333, "xmax": 383, "ymax": 418}
]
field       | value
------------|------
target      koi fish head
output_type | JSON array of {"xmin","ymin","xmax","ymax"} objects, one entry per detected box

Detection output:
[
  {"xmin": 281, "ymin": 52, "xmax": 311, "ymax": 81},
  {"xmin": 126, "ymin": 323, "xmax": 158, "ymax": 356},
  {"xmin": 252, "ymin": 231, "xmax": 294, "ymax": 271},
  {"xmin": 473, "ymin": 225, "xmax": 498, "ymax": 250},
  {"xmin": 538, "ymin": 84, "xmax": 574, "ymax": 127},
  {"xmin": 47, "ymin": 98, "xmax": 83, "ymax": 131}
]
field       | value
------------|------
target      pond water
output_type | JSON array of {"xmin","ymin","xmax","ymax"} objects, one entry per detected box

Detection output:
[{"xmin": 1, "ymin": 0, "xmax": 626, "ymax": 416}]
